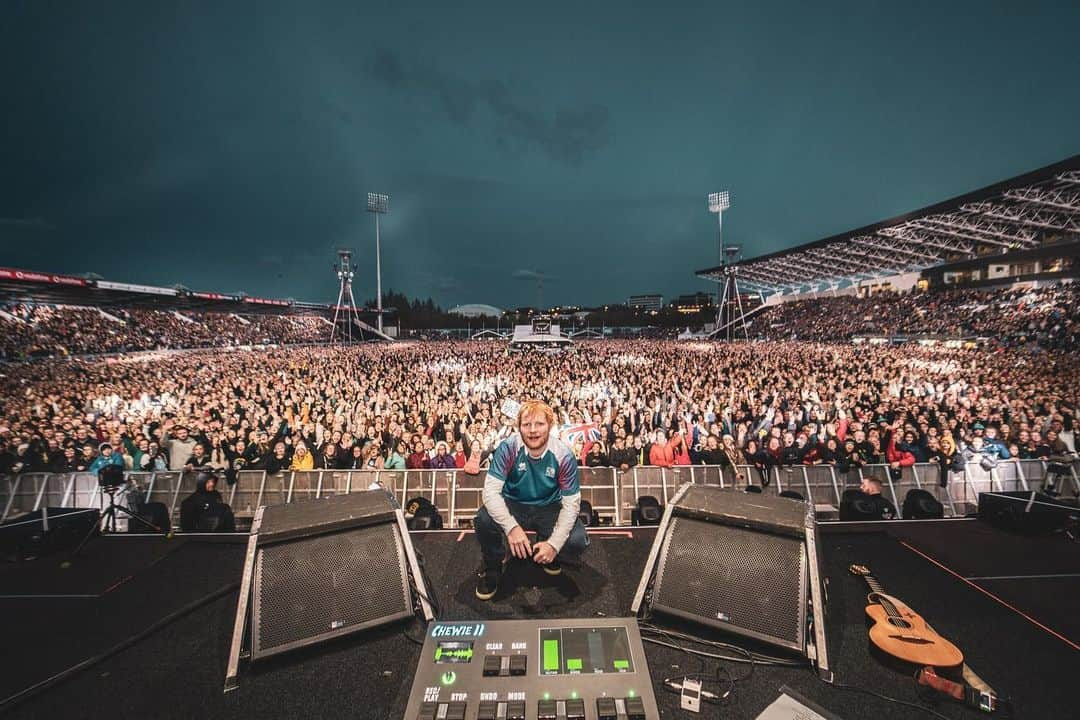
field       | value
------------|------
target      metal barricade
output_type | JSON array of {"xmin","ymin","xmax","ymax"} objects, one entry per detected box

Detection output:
[
  {"xmin": 775, "ymin": 465, "xmax": 800, "ymax": 496},
  {"xmin": 70, "ymin": 472, "xmax": 100, "ymax": 510},
  {"xmin": 348, "ymin": 470, "xmax": 382, "ymax": 495},
  {"xmin": 6, "ymin": 473, "xmax": 49, "ymax": 519},
  {"xmin": 125, "ymin": 472, "xmax": 154, "ymax": 504},
  {"xmin": 318, "ymin": 470, "xmax": 350, "ymax": 498},
  {"xmin": 994, "ymin": 460, "xmax": 1027, "ymax": 493},
  {"xmin": 40, "ymin": 473, "xmax": 71, "ymax": 509},
  {"xmin": 230, "ymin": 471, "xmax": 266, "ymax": 518},
  {"xmin": 906, "ymin": 464, "xmax": 957, "ymax": 517},
  {"xmin": 736, "ymin": 463, "xmax": 771, "ymax": 489},
  {"xmin": 288, "ymin": 471, "xmax": 320, "ymax": 503},
  {"xmin": 663, "ymin": 466, "xmax": 694, "ymax": 499},
  {"xmin": 430, "ymin": 470, "xmax": 456, "ymax": 524},
  {"xmin": 618, "ymin": 466, "xmax": 667, "ymax": 525},
  {"xmin": 452, "ymin": 470, "xmax": 485, "ymax": 528},
  {"xmin": 260, "ymin": 472, "xmax": 290, "ymax": 508},
  {"xmin": 802, "ymin": 465, "xmax": 841, "ymax": 510},
  {"xmin": 1, "ymin": 475, "xmax": 17, "ymax": 521},
  {"xmin": 1013, "ymin": 459, "xmax": 1044, "ymax": 491},
  {"xmin": 894, "ymin": 465, "xmax": 922, "ymax": 513},
  {"xmin": 579, "ymin": 467, "xmax": 618, "ymax": 526},
  {"xmin": 146, "ymin": 471, "xmax": 182, "ymax": 514},
  {"xmin": 690, "ymin": 464, "xmax": 725, "ymax": 487},
  {"xmin": 1042, "ymin": 458, "xmax": 1080, "ymax": 497}
]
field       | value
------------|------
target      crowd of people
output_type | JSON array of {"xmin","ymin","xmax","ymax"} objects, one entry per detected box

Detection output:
[
  {"xmin": 0, "ymin": 305, "xmax": 333, "ymax": 359},
  {"xmin": 1, "ymin": 337, "xmax": 1075, "ymax": 496},
  {"xmin": 750, "ymin": 283, "xmax": 1079, "ymax": 349},
  {"xmin": 3, "ymin": 283, "xmax": 1077, "ymax": 361}
]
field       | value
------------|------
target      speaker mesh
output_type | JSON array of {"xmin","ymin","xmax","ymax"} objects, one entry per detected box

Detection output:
[
  {"xmin": 252, "ymin": 523, "xmax": 411, "ymax": 658},
  {"xmin": 652, "ymin": 516, "xmax": 807, "ymax": 651}
]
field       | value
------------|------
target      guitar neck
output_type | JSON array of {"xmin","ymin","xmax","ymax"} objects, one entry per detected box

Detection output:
[{"xmin": 860, "ymin": 573, "xmax": 886, "ymax": 595}]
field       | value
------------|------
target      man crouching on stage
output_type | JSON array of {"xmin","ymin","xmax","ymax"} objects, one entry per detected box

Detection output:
[{"xmin": 474, "ymin": 399, "xmax": 589, "ymax": 600}]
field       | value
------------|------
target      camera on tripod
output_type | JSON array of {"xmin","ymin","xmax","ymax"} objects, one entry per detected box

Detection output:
[
  {"xmin": 98, "ymin": 464, "xmax": 127, "ymax": 490},
  {"xmin": 95, "ymin": 465, "xmax": 167, "ymax": 534}
]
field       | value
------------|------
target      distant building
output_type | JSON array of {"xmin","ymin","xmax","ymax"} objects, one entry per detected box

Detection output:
[
  {"xmin": 672, "ymin": 292, "xmax": 714, "ymax": 314},
  {"xmin": 448, "ymin": 303, "xmax": 504, "ymax": 318},
  {"xmin": 627, "ymin": 294, "xmax": 663, "ymax": 311}
]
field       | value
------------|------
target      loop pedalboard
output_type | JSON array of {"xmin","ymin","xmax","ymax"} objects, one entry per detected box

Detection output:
[{"xmin": 404, "ymin": 618, "xmax": 659, "ymax": 720}]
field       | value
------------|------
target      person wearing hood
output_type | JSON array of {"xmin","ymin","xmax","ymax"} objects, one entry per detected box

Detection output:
[
  {"xmin": 179, "ymin": 472, "xmax": 235, "ymax": 532},
  {"xmin": 289, "ymin": 442, "xmax": 314, "ymax": 471},
  {"xmin": 430, "ymin": 440, "xmax": 457, "ymax": 469},
  {"xmin": 89, "ymin": 442, "xmax": 125, "ymax": 475}
]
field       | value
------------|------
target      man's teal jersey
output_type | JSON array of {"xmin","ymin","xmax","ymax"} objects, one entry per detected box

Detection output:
[{"xmin": 488, "ymin": 433, "xmax": 580, "ymax": 506}]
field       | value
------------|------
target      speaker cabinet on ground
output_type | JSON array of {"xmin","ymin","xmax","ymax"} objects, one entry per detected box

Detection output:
[
  {"xmin": 225, "ymin": 491, "xmax": 433, "ymax": 690},
  {"xmin": 632, "ymin": 484, "xmax": 831, "ymax": 679},
  {"xmin": 978, "ymin": 491, "xmax": 1078, "ymax": 534}
]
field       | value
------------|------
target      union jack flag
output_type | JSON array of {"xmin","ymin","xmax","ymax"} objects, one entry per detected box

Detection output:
[{"xmin": 558, "ymin": 422, "xmax": 601, "ymax": 445}]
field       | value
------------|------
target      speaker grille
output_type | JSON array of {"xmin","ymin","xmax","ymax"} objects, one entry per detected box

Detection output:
[
  {"xmin": 252, "ymin": 523, "xmax": 412, "ymax": 658},
  {"xmin": 652, "ymin": 516, "xmax": 807, "ymax": 651}
]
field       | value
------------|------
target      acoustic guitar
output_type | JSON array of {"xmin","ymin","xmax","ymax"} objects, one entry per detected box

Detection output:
[{"xmin": 849, "ymin": 564, "xmax": 964, "ymax": 668}]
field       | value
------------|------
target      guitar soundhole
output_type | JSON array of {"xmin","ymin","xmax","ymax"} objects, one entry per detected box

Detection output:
[{"xmin": 887, "ymin": 617, "xmax": 912, "ymax": 629}]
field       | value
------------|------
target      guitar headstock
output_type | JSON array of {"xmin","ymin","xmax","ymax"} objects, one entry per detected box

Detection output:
[{"xmin": 848, "ymin": 564, "xmax": 871, "ymax": 577}]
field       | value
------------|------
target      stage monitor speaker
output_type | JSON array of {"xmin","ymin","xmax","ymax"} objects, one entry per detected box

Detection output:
[
  {"xmin": 0, "ymin": 507, "xmax": 100, "ymax": 559},
  {"xmin": 226, "ymin": 491, "xmax": 433, "ymax": 689},
  {"xmin": 632, "ymin": 484, "xmax": 830, "ymax": 677},
  {"xmin": 978, "ymin": 491, "xmax": 1078, "ymax": 534},
  {"xmin": 252, "ymin": 520, "xmax": 412, "ymax": 659}
]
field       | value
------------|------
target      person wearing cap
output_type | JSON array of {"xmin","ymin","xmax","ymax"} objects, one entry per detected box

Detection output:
[
  {"xmin": 89, "ymin": 442, "xmax": 124, "ymax": 474},
  {"xmin": 980, "ymin": 427, "xmax": 1011, "ymax": 459},
  {"xmin": 474, "ymin": 399, "xmax": 588, "ymax": 601}
]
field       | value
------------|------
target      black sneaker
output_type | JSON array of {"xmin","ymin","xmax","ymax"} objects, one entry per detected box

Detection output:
[
  {"xmin": 542, "ymin": 559, "xmax": 562, "ymax": 576},
  {"xmin": 475, "ymin": 565, "xmax": 501, "ymax": 600}
]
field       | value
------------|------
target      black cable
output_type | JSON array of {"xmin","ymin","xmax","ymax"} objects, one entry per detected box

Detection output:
[
  {"xmin": 639, "ymin": 622, "xmax": 800, "ymax": 669},
  {"xmin": 402, "ymin": 618, "xmax": 427, "ymax": 646},
  {"xmin": 0, "ymin": 580, "xmax": 240, "ymax": 711},
  {"xmin": 817, "ymin": 669, "xmax": 954, "ymax": 720},
  {"xmin": 412, "ymin": 548, "xmax": 442, "ymax": 619}
]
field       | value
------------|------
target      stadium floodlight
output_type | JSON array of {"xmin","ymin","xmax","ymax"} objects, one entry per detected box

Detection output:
[
  {"xmin": 708, "ymin": 191, "xmax": 731, "ymax": 213},
  {"xmin": 366, "ymin": 192, "xmax": 389, "ymax": 332}
]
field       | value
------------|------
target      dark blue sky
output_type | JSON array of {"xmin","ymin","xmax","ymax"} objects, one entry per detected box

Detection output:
[{"xmin": 2, "ymin": 1, "xmax": 1078, "ymax": 309}]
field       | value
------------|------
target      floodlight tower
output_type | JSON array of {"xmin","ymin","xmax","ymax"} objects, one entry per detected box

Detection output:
[
  {"xmin": 708, "ymin": 191, "xmax": 730, "ymax": 306},
  {"xmin": 707, "ymin": 191, "xmax": 751, "ymax": 342},
  {"xmin": 331, "ymin": 249, "xmax": 363, "ymax": 343},
  {"xmin": 366, "ymin": 192, "xmax": 389, "ymax": 332}
]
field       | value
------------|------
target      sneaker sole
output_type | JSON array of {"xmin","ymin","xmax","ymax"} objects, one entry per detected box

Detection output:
[
  {"xmin": 542, "ymin": 565, "xmax": 562, "ymax": 576},
  {"xmin": 475, "ymin": 586, "xmax": 497, "ymax": 600}
]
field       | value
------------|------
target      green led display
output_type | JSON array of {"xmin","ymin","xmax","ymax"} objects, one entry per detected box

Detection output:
[
  {"xmin": 543, "ymin": 639, "xmax": 560, "ymax": 671},
  {"xmin": 567, "ymin": 658, "xmax": 583, "ymax": 671}
]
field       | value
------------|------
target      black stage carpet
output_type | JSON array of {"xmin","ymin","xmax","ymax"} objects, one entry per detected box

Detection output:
[{"xmin": 0, "ymin": 521, "xmax": 1076, "ymax": 719}]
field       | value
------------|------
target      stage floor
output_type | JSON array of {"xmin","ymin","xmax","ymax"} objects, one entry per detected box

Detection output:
[{"xmin": 0, "ymin": 520, "xmax": 1076, "ymax": 719}]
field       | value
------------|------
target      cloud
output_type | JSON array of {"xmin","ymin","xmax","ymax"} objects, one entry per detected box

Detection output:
[
  {"xmin": 510, "ymin": 269, "xmax": 559, "ymax": 281},
  {"xmin": 370, "ymin": 48, "xmax": 613, "ymax": 165}
]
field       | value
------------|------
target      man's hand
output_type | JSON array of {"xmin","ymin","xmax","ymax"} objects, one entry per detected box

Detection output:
[
  {"xmin": 532, "ymin": 541, "xmax": 556, "ymax": 565},
  {"xmin": 507, "ymin": 526, "xmax": 532, "ymax": 559}
]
